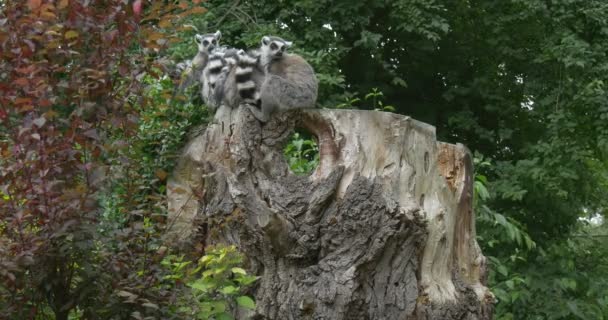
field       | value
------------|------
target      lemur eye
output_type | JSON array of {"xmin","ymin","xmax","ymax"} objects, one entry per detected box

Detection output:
[
  {"xmin": 280, "ymin": 45, "xmax": 285, "ymax": 52},
  {"xmin": 270, "ymin": 43, "xmax": 278, "ymax": 50},
  {"xmin": 203, "ymin": 40, "xmax": 209, "ymax": 46},
  {"xmin": 212, "ymin": 39, "xmax": 217, "ymax": 45}
]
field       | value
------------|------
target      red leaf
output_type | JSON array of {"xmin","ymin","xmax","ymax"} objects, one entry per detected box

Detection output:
[
  {"xmin": 19, "ymin": 105, "xmax": 34, "ymax": 112},
  {"xmin": 15, "ymin": 98, "xmax": 32, "ymax": 105},
  {"xmin": 189, "ymin": 7, "xmax": 207, "ymax": 14},
  {"xmin": 155, "ymin": 169, "xmax": 168, "ymax": 181},
  {"xmin": 39, "ymin": 99, "xmax": 52, "ymax": 107},
  {"xmin": 16, "ymin": 65, "xmax": 35, "ymax": 74},
  {"xmin": 58, "ymin": 0, "xmax": 69, "ymax": 10},
  {"xmin": 133, "ymin": 0, "xmax": 142, "ymax": 18},
  {"xmin": 27, "ymin": 0, "xmax": 41, "ymax": 10},
  {"xmin": 14, "ymin": 78, "xmax": 29, "ymax": 87}
]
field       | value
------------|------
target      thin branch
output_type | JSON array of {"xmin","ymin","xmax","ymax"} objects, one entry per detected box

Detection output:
[
  {"xmin": 214, "ymin": 0, "xmax": 241, "ymax": 27},
  {"xmin": 235, "ymin": 7, "xmax": 258, "ymax": 27}
]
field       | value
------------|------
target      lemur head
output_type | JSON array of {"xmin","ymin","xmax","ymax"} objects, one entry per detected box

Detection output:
[
  {"xmin": 260, "ymin": 36, "xmax": 293, "ymax": 60},
  {"xmin": 195, "ymin": 30, "xmax": 221, "ymax": 53}
]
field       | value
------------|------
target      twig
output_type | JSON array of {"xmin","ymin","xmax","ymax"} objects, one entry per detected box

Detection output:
[
  {"xmin": 164, "ymin": 191, "xmax": 195, "ymax": 233},
  {"xmin": 235, "ymin": 7, "xmax": 258, "ymax": 27},
  {"xmin": 215, "ymin": 0, "xmax": 241, "ymax": 27}
]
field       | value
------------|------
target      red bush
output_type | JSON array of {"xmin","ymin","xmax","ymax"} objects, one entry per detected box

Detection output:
[{"xmin": 0, "ymin": 1, "xmax": 198, "ymax": 318}]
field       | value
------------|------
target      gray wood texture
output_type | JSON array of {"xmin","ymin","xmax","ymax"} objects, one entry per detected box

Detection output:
[{"xmin": 166, "ymin": 106, "xmax": 494, "ymax": 319}]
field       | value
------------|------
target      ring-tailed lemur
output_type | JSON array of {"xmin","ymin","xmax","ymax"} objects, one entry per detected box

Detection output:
[
  {"xmin": 176, "ymin": 31, "xmax": 222, "ymax": 94},
  {"xmin": 200, "ymin": 47, "xmax": 240, "ymax": 110},
  {"xmin": 208, "ymin": 49, "xmax": 265, "ymax": 110},
  {"xmin": 245, "ymin": 36, "xmax": 318, "ymax": 122},
  {"xmin": 175, "ymin": 59, "xmax": 192, "ymax": 76},
  {"xmin": 199, "ymin": 50, "xmax": 226, "ymax": 109},
  {"xmin": 235, "ymin": 49, "xmax": 263, "ymax": 106}
]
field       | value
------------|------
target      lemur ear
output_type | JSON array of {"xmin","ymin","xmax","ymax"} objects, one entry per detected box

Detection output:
[
  {"xmin": 194, "ymin": 34, "xmax": 203, "ymax": 44},
  {"xmin": 284, "ymin": 41, "xmax": 293, "ymax": 48},
  {"xmin": 214, "ymin": 30, "xmax": 221, "ymax": 40},
  {"xmin": 262, "ymin": 36, "xmax": 270, "ymax": 46}
]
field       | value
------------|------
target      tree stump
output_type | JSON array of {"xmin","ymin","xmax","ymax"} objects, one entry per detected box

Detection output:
[{"xmin": 166, "ymin": 106, "xmax": 494, "ymax": 319}]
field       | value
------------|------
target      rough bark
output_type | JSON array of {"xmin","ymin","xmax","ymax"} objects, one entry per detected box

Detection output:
[{"xmin": 166, "ymin": 106, "xmax": 494, "ymax": 319}]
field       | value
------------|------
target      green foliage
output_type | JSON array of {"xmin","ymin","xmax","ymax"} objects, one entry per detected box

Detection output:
[
  {"xmin": 474, "ymin": 155, "xmax": 534, "ymax": 318},
  {"xmin": 365, "ymin": 88, "xmax": 396, "ymax": 112},
  {"xmin": 474, "ymin": 155, "xmax": 535, "ymax": 251},
  {"xmin": 284, "ymin": 132, "xmax": 320, "ymax": 175},
  {"xmin": 162, "ymin": 245, "xmax": 258, "ymax": 320},
  {"xmin": 491, "ymin": 222, "xmax": 608, "ymax": 320},
  {"xmin": 475, "ymin": 155, "xmax": 607, "ymax": 319},
  {"xmin": 101, "ymin": 73, "xmax": 208, "ymax": 226},
  {"xmin": 2, "ymin": 0, "xmax": 608, "ymax": 318}
]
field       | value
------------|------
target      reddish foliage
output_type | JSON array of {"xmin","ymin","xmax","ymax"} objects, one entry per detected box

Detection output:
[
  {"xmin": 0, "ymin": 1, "xmax": 197, "ymax": 318},
  {"xmin": 133, "ymin": 0, "xmax": 143, "ymax": 20}
]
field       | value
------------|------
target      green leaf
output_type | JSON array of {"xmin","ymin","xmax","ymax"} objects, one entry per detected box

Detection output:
[
  {"xmin": 566, "ymin": 301, "xmax": 586, "ymax": 319},
  {"xmin": 391, "ymin": 76, "xmax": 408, "ymax": 88},
  {"xmin": 231, "ymin": 267, "xmax": 247, "ymax": 275},
  {"xmin": 497, "ymin": 264, "xmax": 509, "ymax": 277},
  {"xmin": 236, "ymin": 296, "xmax": 256, "ymax": 309},
  {"xmin": 216, "ymin": 313, "xmax": 233, "ymax": 320},
  {"xmin": 474, "ymin": 181, "xmax": 490, "ymax": 200},
  {"xmin": 64, "ymin": 30, "xmax": 79, "ymax": 39},
  {"xmin": 210, "ymin": 301, "xmax": 227, "ymax": 313},
  {"xmin": 220, "ymin": 285, "xmax": 237, "ymax": 295},
  {"xmin": 188, "ymin": 279, "xmax": 214, "ymax": 292}
]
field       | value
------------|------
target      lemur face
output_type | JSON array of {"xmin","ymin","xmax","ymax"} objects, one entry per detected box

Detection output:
[
  {"xmin": 261, "ymin": 36, "xmax": 293, "ymax": 59},
  {"xmin": 195, "ymin": 30, "xmax": 221, "ymax": 53}
]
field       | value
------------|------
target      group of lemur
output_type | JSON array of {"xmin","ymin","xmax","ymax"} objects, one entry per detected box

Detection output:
[{"xmin": 176, "ymin": 31, "xmax": 318, "ymax": 122}]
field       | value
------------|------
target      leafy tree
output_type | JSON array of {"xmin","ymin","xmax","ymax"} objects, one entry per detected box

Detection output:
[
  {"xmin": 1, "ymin": 0, "xmax": 607, "ymax": 318},
  {"xmin": 0, "ymin": 1, "xmax": 208, "ymax": 318},
  {"xmin": 174, "ymin": 0, "xmax": 607, "ymax": 317}
]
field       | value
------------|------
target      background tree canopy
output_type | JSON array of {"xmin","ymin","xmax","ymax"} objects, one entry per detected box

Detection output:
[
  {"xmin": 167, "ymin": 0, "xmax": 608, "ymax": 317},
  {"xmin": 1, "ymin": 0, "xmax": 607, "ymax": 319}
]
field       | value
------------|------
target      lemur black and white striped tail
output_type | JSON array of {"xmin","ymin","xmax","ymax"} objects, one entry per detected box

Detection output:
[
  {"xmin": 205, "ymin": 52, "xmax": 226, "ymax": 90},
  {"xmin": 236, "ymin": 50, "xmax": 260, "ymax": 106}
]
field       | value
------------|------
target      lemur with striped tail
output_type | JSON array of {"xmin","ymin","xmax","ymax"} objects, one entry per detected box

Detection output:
[
  {"xmin": 200, "ymin": 47, "xmax": 237, "ymax": 110},
  {"xmin": 210, "ymin": 49, "xmax": 264, "ymax": 110},
  {"xmin": 176, "ymin": 31, "xmax": 222, "ymax": 95},
  {"xmin": 245, "ymin": 36, "xmax": 318, "ymax": 122}
]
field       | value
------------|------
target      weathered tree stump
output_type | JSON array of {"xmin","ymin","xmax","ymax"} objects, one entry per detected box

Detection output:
[{"xmin": 166, "ymin": 106, "xmax": 494, "ymax": 319}]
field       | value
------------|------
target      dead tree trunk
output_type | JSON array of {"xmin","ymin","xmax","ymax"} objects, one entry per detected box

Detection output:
[{"xmin": 166, "ymin": 106, "xmax": 494, "ymax": 319}]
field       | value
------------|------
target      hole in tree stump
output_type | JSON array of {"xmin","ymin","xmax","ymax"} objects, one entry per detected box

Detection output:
[{"xmin": 283, "ymin": 127, "xmax": 319, "ymax": 176}]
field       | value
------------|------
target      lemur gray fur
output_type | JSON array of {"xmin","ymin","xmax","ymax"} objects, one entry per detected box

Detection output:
[
  {"xmin": 246, "ymin": 36, "xmax": 318, "ymax": 122},
  {"xmin": 235, "ymin": 50, "xmax": 263, "ymax": 106},
  {"xmin": 209, "ymin": 49, "xmax": 265, "ymax": 110},
  {"xmin": 176, "ymin": 31, "xmax": 222, "ymax": 94},
  {"xmin": 175, "ymin": 60, "xmax": 192, "ymax": 76},
  {"xmin": 199, "ymin": 47, "xmax": 240, "ymax": 110}
]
